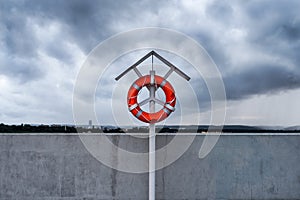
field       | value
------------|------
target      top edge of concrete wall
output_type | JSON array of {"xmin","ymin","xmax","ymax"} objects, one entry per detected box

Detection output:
[{"xmin": 0, "ymin": 133, "xmax": 300, "ymax": 136}]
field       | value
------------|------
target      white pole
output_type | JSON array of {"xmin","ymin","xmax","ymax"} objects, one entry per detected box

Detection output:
[
  {"xmin": 149, "ymin": 70, "xmax": 156, "ymax": 200},
  {"xmin": 149, "ymin": 123, "xmax": 155, "ymax": 200}
]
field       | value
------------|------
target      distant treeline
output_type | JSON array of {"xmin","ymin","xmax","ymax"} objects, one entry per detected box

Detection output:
[
  {"xmin": 0, "ymin": 124, "xmax": 124, "ymax": 133},
  {"xmin": 0, "ymin": 123, "xmax": 77, "ymax": 133},
  {"xmin": 0, "ymin": 123, "xmax": 299, "ymax": 133}
]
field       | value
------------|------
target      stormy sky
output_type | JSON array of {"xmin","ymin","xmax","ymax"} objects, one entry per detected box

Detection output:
[{"xmin": 1, "ymin": 0, "xmax": 300, "ymax": 126}]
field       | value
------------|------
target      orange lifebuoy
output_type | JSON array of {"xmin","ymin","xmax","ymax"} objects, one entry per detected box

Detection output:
[{"xmin": 127, "ymin": 75, "xmax": 176, "ymax": 123}]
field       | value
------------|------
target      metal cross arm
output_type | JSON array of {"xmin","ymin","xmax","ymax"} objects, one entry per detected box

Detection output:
[{"xmin": 115, "ymin": 50, "xmax": 191, "ymax": 82}]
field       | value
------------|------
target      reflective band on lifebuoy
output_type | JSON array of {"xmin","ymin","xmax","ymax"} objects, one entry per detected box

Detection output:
[
  {"xmin": 165, "ymin": 103, "xmax": 175, "ymax": 111},
  {"xmin": 160, "ymin": 79, "xmax": 167, "ymax": 87},
  {"xmin": 127, "ymin": 75, "xmax": 176, "ymax": 123},
  {"xmin": 132, "ymin": 83, "xmax": 140, "ymax": 90},
  {"xmin": 129, "ymin": 103, "xmax": 138, "ymax": 111},
  {"xmin": 135, "ymin": 110, "xmax": 143, "ymax": 118},
  {"xmin": 163, "ymin": 108, "xmax": 171, "ymax": 115}
]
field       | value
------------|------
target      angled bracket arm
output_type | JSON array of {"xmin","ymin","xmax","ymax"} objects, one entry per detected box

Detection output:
[
  {"xmin": 152, "ymin": 51, "xmax": 190, "ymax": 81},
  {"xmin": 133, "ymin": 68, "xmax": 142, "ymax": 77},
  {"xmin": 164, "ymin": 68, "xmax": 174, "ymax": 79},
  {"xmin": 115, "ymin": 51, "xmax": 153, "ymax": 81}
]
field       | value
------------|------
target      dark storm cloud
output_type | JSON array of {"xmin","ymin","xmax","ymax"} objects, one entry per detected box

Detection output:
[
  {"xmin": 0, "ymin": 0, "xmax": 167, "ymax": 82},
  {"xmin": 28, "ymin": 0, "xmax": 116, "ymax": 52},
  {"xmin": 2, "ymin": 14, "xmax": 38, "ymax": 58},
  {"xmin": 244, "ymin": 1, "xmax": 300, "ymax": 96},
  {"xmin": 1, "ymin": 0, "xmax": 112, "ymax": 55},
  {"xmin": 0, "ymin": 0, "xmax": 108, "ymax": 82},
  {"xmin": 2, "ymin": 0, "xmax": 165, "ymax": 53},
  {"xmin": 251, "ymin": 0, "xmax": 300, "ymax": 43},
  {"xmin": 240, "ymin": 0, "xmax": 300, "ymax": 63},
  {"xmin": 199, "ymin": 0, "xmax": 300, "ymax": 101},
  {"xmin": 0, "ymin": 57, "xmax": 44, "ymax": 83},
  {"xmin": 224, "ymin": 64, "xmax": 300, "ymax": 100},
  {"xmin": 206, "ymin": 0, "xmax": 233, "ymax": 23}
]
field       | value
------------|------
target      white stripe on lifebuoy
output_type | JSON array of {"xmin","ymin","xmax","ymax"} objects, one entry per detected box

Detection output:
[
  {"xmin": 163, "ymin": 108, "xmax": 171, "ymax": 115},
  {"xmin": 165, "ymin": 103, "xmax": 175, "ymax": 111},
  {"xmin": 129, "ymin": 103, "xmax": 138, "ymax": 111},
  {"xmin": 160, "ymin": 79, "xmax": 167, "ymax": 87},
  {"xmin": 133, "ymin": 83, "xmax": 140, "ymax": 90},
  {"xmin": 135, "ymin": 110, "xmax": 143, "ymax": 118}
]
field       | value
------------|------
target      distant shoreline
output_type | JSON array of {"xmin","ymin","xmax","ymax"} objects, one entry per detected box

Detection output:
[{"xmin": 1, "ymin": 123, "xmax": 300, "ymax": 133}]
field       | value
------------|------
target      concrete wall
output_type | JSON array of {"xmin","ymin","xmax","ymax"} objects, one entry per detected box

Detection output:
[{"xmin": 0, "ymin": 134, "xmax": 300, "ymax": 200}]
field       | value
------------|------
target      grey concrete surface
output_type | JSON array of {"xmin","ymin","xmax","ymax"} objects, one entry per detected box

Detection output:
[{"xmin": 0, "ymin": 134, "xmax": 300, "ymax": 199}]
